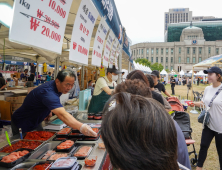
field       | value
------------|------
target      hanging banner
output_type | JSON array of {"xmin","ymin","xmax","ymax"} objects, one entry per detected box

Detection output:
[
  {"xmin": 91, "ymin": 0, "xmax": 123, "ymax": 44},
  {"xmin": 9, "ymin": 0, "xmax": 72, "ymax": 54},
  {"xmin": 109, "ymin": 38, "xmax": 118, "ymax": 67},
  {"xmin": 91, "ymin": 18, "xmax": 109, "ymax": 67},
  {"xmin": 114, "ymin": 43, "xmax": 120, "ymax": 69},
  {"xmin": 102, "ymin": 30, "xmax": 114, "ymax": 67},
  {"xmin": 69, "ymin": 0, "xmax": 99, "ymax": 65},
  {"xmin": 123, "ymin": 32, "xmax": 130, "ymax": 57}
]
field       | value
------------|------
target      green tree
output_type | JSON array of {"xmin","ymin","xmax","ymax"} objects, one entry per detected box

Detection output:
[
  {"xmin": 165, "ymin": 68, "xmax": 170, "ymax": 73},
  {"xmin": 135, "ymin": 58, "xmax": 151, "ymax": 67},
  {"xmin": 150, "ymin": 63, "xmax": 164, "ymax": 71}
]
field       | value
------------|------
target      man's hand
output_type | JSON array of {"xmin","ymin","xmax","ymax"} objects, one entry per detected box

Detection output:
[{"xmin": 80, "ymin": 124, "xmax": 97, "ymax": 137}]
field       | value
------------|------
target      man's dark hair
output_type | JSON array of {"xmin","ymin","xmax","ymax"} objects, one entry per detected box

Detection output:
[
  {"xmin": 13, "ymin": 75, "xmax": 16, "ymax": 78},
  {"xmin": 114, "ymin": 79, "xmax": 152, "ymax": 98},
  {"xmin": 151, "ymin": 70, "xmax": 160, "ymax": 78},
  {"xmin": 126, "ymin": 70, "xmax": 150, "ymax": 87},
  {"xmin": 146, "ymin": 75, "xmax": 154, "ymax": 88},
  {"xmin": 49, "ymin": 72, "xmax": 51, "ymax": 75},
  {"xmin": 101, "ymin": 92, "xmax": 178, "ymax": 170},
  {"xmin": 56, "ymin": 69, "xmax": 76, "ymax": 82},
  {"xmin": 88, "ymin": 80, "xmax": 92, "ymax": 84},
  {"xmin": 0, "ymin": 73, "xmax": 2, "ymax": 78},
  {"xmin": 24, "ymin": 69, "xmax": 28, "ymax": 72}
]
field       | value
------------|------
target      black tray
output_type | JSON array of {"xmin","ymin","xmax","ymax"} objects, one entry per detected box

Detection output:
[
  {"xmin": 83, "ymin": 135, "xmax": 100, "ymax": 141},
  {"xmin": 52, "ymin": 136, "xmax": 69, "ymax": 141},
  {"xmin": 71, "ymin": 143, "xmax": 94, "ymax": 160},
  {"xmin": 0, "ymin": 148, "xmax": 33, "ymax": 168},
  {"xmin": 54, "ymin": 140, "xmax": 76, "ymax": 152},
  {"xmin": 77, "ymin": 164, "xmax": 82, "ymax": 170},
  {"xmin": 69, "ymin": 130, "xmax": 84, "ymax": 138},
  {"xmin": 29, "ymin": 161, "xmax": 53, "ymax": 170},
  {"xmin": 56, "ymin": 128, "xmax": 72, "ymax": 138}
]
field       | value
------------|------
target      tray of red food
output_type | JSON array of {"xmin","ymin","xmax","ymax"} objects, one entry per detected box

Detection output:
[
  {"xmin": 24, "ymin": 131, "xmax": 56, "ymax": 141},
  {"xmin": 48, "ymin": 153, "xmax": 69, "ymax": 161},
  {"xmin": 52, "ymin": 137, "xmax": 69, "ymax": 141},
  {"xmin": 68, "ymin": 129, "xmax": 84, "ymax": 138},
  {"xmin": 0, "ymin": 148, "xmax": 33, "ymax": 168},
  {"xmin": 71, "ymin": 143, "xmax": 94, "ymax": 160},
  {"xmin": 0, "ymin": 140, "xmax": 43, "ymax": 153},
  {"xmin": 29, "ymin": 161, "xmax": 53, "ymax": 170},
  {"xmin": 56, "ymin": 128, "xmax": 72, "ymax": 138},
  {"xmin": 54, "ymin": 140, "xmax": 76, "ymax": 152}
]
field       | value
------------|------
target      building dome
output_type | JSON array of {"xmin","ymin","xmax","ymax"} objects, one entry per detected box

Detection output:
[{"xmin": 182, "ymin": 26, "xmax": 202, "ymax": 33}]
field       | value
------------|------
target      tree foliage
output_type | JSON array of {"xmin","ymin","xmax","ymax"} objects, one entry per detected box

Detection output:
[{"xmin": 135, "ymin": 59, "xmax": 164, "ymax": 71}]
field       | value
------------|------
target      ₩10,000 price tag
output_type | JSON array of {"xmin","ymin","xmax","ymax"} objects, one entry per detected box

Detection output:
[{"xmin": 9, "ymin": 0, "xmax": 73, "ymax": 54}]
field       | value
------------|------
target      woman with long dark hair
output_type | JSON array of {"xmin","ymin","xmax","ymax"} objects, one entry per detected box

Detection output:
[{"xmin": 101, "ymin": 92, "xmax": 189, "ymax": 170}]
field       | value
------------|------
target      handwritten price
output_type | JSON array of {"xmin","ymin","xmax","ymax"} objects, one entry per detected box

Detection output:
[
  {"xmin": 41, "ymin": 26, "xmax": 61, "ymax": 42},
  {"xmin": 49, "ymin": 0, "xmax": 66, "ymax": 18}
]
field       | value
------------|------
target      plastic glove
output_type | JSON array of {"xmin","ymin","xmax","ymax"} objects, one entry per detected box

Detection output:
[{"xmin": 80, "ymin": 124, "xmax": 97, "ymax": 137}]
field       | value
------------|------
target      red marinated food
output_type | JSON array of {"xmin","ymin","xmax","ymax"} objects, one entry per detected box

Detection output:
[
  {"xmin": 1, "ymin": 150, "xmax": 29, "ymax": 163},
  {"xmin": 24, "ymin": 131, "xmax": 55, "ymax": 141},
  {"xmin": 32, "ymin": 163, "xmax": 52, "ymax": 170},
  {"xmin": 48, "ymin": 153, "xmax": 68, "ymax": 161},
  {"xmin": 0, "ymin": 141, "xmax": 42, "ymax": 153},
  {"xmin": 74, "ymin": 146, "xmax": 91, "ymax": 157},
  {"xmin": 57, "ymin": 128, "xmax": 71, "ymax": 135},
  {"xmin": 57, "ymin": 140, "xmax": 74, "ymax": 150},
  {"xmin": 92, "ymin": 128, "xmax": 99, "ymax": 133},
  {"xmin": 85, "ymin": 157, "xmax": 97, "ymax": 166}
]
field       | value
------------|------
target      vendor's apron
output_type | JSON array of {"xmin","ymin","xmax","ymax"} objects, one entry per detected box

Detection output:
[{"xmin": 88, "ymin": 79, "xmax": 114, "ymax": 114}]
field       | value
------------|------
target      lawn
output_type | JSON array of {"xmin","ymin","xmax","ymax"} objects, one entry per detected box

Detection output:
[{"xmin": 165, "ymin": 84, "xmax": 220, "ymax": 170}]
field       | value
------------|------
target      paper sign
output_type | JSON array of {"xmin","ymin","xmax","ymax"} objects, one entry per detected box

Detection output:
[
  {"xmin": 69, "ymin": 0, "xmax": 99, "ymax": 65},
  {"xmin": 9, "ymin": 0, "xmax": 72, "ymax": 54},
  {"xmin": 91, "ymin": 18, "xmax": 109, "ymax": 67},
  {"xmin": 102, "ymin": 30, "xmax": 114, "ymax": 67},
  {"xmin": 109, "ymin": 37, "xmax": 118, "ymax": 67}
]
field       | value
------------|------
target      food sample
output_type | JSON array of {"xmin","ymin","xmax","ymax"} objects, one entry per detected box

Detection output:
[
  {"xmin": 1, "ymin": 150, "xmax": 29, "ymax": 163},
  {"xmin": 57, "ymin": 140, "xmax": 74, "ymax": 150},
  {"xmin": 41, "ymin": 150, "xmax": 55, "ymax": 160},
  {"xmin": 85, "ymin": 156, "xmax": 97, "ymax": 166},
  {"xmin": 53, "ymin": 158, "xmax": 76, "ymax": 167},
  {"xmin": 32, "ymin": 163, "xmax": 52, "ymax": 170},
  {"xmin": 74, "ymin": 146, "xmax": 91, "ymax": 157},
  {"xmin": 98, "ymin": 143, "xmax": 105, "ymax": 149},
  {"xmin": 92, "ymin": 128, "xmax": 99, "ymax": 133},
  {"xmin": 48, "ymin": 153, "xmax": 68, "ymax": 161},
  {"xmin": 24, "ymin": 131, "xmax": 55, "ymax": 141},
  {"xmin": 0, "ymin": 140, "xmax": 42, "ymax": 153},
  {"xmin": 57, "ymin": 128, "xmax": 72, "ymax": 135}
]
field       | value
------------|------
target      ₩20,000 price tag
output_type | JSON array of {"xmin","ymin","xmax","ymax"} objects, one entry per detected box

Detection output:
[{"xmin": 9, "ymin": 0, "xmax": 73, "ymax": 54}]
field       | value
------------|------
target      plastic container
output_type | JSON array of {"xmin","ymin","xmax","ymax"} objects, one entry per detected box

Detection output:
[
  {"xmin": 69, "ymin": 130, "xmax": 83, "ymax": 138},
  {"xmin": 83, "ymin": 135, "xmax": 100, "ymax": 141},
  {"xmin": 50, "ymin": 157, "xmax": 77, "ymax": 170},
  {"xmin": 85, "ymin": 155, "xmax": 97, "ymax": 167},
  {"xmin": 88, "ymin": 113, "xmax": 94, "ymax": 120},
  {"xmin": 29, "ymin": 161, "xmax": 53, "ymax": 170},
  {"xmin": 0, "ymin": 148, "xmax": 33, "ymax": 168},
  {"xmin": 56, "ymin": 128, "xmax": 72, "ymax": 138},
  {"xmin": 55, "ymin": 140, "xmax": 76, "ymax": 152},
  {"xmin": 52, "ymin": 137, "xmax": 69, "ymax": 141},
  {"xmin": 98, "ymin": 143, "xmax": 105, "ymax": 149},
  {"xmin": 72, "ymin": 144, "xmax": 93, "ymax": 160},
  {"xmin": 94, "ymin": 113, "xmax": 102, "ymax": 120},
  {"xmin": 48, "ymin": 152, "xmax": 69, "ymax": 161}
]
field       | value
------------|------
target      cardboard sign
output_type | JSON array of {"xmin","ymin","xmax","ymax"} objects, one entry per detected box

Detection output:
[
  {"xmin": 9, "ymin": 0, "xmax": 73, "ymax": 54},
  {"xmin": 69, "ymin": 0, "xmax": 99, "ymax": 65},
  {"xmin": 91, "ymin": 18, "xmax": 109, "ymax": 67},
  {"xmin": 102, "ymin": 30, "xmax": 114, "ymax": 67}
]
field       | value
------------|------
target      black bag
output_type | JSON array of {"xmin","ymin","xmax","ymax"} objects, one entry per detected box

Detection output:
[{"xmin": 173, "ymin": 111, "xmax": 191, "ymax": 139}]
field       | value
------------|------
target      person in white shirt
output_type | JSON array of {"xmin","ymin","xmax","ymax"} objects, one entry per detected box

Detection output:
[
  {"xmin": 190, "ymin": 66, "xmax": 222, "ymax": 170},
  {"xmin": 88, "ymin": 65, "xmax": 121, "ymax": 114}
]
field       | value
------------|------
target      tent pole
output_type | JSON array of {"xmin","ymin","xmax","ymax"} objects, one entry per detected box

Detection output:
[
  {"xmin": 81, "ymin": 66, "xmax": 84, "ymax": 90},
  {"xmin": 191, "ymin": 66, "xmax": 194, "ymax": 101}
]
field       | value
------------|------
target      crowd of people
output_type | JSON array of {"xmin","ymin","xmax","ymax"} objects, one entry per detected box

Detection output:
[{"xmin": 88, "ymin": 65, "xmax": 222, "ymax": 170}]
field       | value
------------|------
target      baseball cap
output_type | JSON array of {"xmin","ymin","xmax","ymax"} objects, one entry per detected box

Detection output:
[
  {"xmin": 204, "ymin": 66, "xmax": 222, "ymax": 75},
  {"xmin": 107, "ymin": 65, "xmax": 121, "ymax": 74},
  {"xmin": 151, "ymin": 70, "xmax": 160, "ymax": 78}
]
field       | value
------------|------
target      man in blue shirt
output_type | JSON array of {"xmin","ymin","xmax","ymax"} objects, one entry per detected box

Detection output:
[
  {"xmin": 11, "ymin": 69, "xmax": 97, "ymax": 137},
  {"xmin": 46, "ymin": 72, "xmax": 52, "ymax": 82}
]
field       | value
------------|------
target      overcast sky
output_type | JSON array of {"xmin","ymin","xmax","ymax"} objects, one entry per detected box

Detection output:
[{"xmin": 115, "ymin": 0, "xmax": 221, "ymax": 45}]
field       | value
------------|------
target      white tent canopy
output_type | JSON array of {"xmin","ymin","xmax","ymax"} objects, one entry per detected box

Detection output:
[
  {"xmin": 179, "ymin": 70, "xmax": 185, "ymax": 75},
  {"xmin": 160, "ymin": 69, "xmax": 168, "ymax": 75},
  {"xmin": 196, "ymin": 70, "xmax": 207, "ymax": 76}
]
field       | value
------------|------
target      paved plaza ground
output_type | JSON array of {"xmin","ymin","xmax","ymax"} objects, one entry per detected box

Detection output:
[{"xmin": 165, "ymin": 84, "xmax": 220, "ymax": 170}]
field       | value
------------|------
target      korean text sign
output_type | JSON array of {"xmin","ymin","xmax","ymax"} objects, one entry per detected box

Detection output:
[
  {"xmin": 9, "ymin": 0, "xmax": 73, "ymax": 54},
  {"xmin": 69, "ymin": 0, "xmax": 99, "ymax": 65},
  {"xmin": 102, "ymin": 30, "xmax": 114, "ymax": 67}
]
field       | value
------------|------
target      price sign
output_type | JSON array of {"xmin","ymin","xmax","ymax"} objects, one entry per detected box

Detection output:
[
  {"xmin": 9, "ymin": 0, "xmax": 73, "ymax": 54},
  {"xmin": 109, "ymin": 38, "xmax": 118, "ymax": 67},
  {"xmin": 69, "ymin": 0, "xmax": 99, "ymax": 65},
  {"xmin": 102, "ymin": 30, "xmax": 114, "ymax": 67},
  {"xmin": 91, "ymin": 18, "xmax": 109, "ymax": 67}
]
